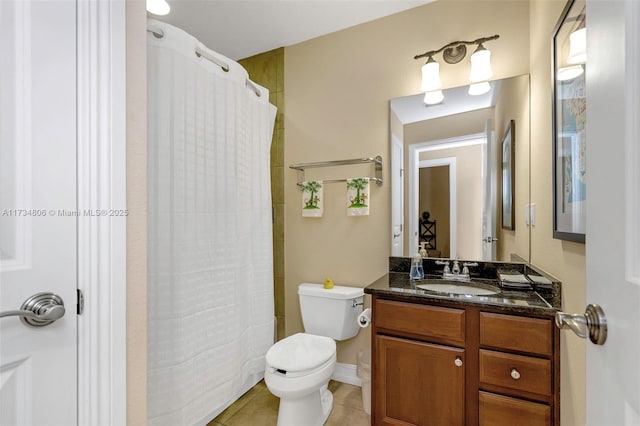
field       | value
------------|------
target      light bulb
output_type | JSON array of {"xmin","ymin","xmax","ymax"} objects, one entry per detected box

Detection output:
[
  {"xmin": 469, "ymin": 45, "xmax": 493, "ymax": 83},
  {"xmin": 567, "ymin": 28, "xmax": 586, "ymax": 64},
  {"xmin": 557, "ymin": 65, "xmax": 584, "ymax": 81},
  {"xmin": 147, "ymin": 0, "xmax": 170, "ymax": 16},
  {"xmin": 421, "ymin": 57, "xmax": 442, "ymax": 92},
  {"xmin": 423, "ymin": 90, "xmax": 444, "ymax": 105},
  {"xmin": 468, "ymin": 82, "xmax": 491, "ymax": 96}
]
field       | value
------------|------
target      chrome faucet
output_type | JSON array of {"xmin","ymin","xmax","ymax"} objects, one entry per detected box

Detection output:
[
  {"xmin": 461, "ymin": 262, "xmax": 478, "ymax": 277},
  {"xmin": 436, "ymin": 260, "xmax": 478, "ymax": 281},
  {"xmin": 451, "ymin": 260, "xmax": 461, "ymax": 275},
  {"xmin": 435, "ymin": 260, "xmax": 451, "ymax": 275}
]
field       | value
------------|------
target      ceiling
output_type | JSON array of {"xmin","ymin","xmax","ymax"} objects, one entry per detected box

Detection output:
[
  {"xmin": 390, "ymin": 80, "xmax": 501, "ymax": 125},
  {"xmin": 157, "ymin": 0, "xmax": 433, "ymax": 60}
]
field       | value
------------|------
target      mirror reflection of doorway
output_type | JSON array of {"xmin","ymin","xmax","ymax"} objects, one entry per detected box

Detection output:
[
  {"xmin": 409, "ymin": 136, "xmax": 485, "ymax": 260},
  {"xmin": 419, "ymin": 165, "xmax": 450, "ymax": 258}
]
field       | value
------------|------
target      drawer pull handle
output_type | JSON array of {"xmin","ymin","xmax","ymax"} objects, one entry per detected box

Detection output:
[
  {"xmin": 454, "ymin": 357, "xmax": 463, "ymax": 367},
  {"xmin": 510, "ymin": 368, "xmax": 521, "ymax": 380}
]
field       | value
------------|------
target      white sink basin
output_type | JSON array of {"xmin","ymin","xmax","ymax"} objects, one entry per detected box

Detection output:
[{"xmin": 416, "ymin": 282, "xmax": 499, "ymax": 296}]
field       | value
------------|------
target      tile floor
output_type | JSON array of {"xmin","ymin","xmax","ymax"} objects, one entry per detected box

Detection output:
[{"xmin": 208, "ymin": 380, "xmax": 370, "ymax": 426}]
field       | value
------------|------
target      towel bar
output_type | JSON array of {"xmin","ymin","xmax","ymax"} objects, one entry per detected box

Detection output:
[{"xmin": 289, "ymin": 156, "xmax": 383, "ymax": 187}]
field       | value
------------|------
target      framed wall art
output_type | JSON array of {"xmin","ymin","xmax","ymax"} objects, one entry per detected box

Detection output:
[
  {"xmin": 501, "ymin": 120, "xmax": 515, "ymax": 230},
  {"xmin": 552, "ymin": 0, "xmax": 586, "ymax": 243}
]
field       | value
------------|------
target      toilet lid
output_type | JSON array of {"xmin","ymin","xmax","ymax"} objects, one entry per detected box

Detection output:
[{"xmin": 266, "ymin": 333, "xmax": 336, "ymax": 372}]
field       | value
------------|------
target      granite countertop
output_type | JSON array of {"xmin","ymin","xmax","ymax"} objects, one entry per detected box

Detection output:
[{"xmin": 365, "ymin": 272, "xmax": 561, "ymax": 317}]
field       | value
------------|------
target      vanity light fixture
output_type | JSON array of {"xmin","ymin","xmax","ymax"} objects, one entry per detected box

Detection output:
[
  {"xmin": 557, "ymin": 24, "xmax": 586, "ymax": 82},
  {"xmin": 147, "ymin": 0, "xmax": 170, "ymax": 16},
  {"xmin": 557, "ymin": 65, "xmax": 584, "ymax": 81},
  {"xmin": 468, "ymin": 44, "xmax": 494, "ymax": 83},
  {"xmin": 468, "ymin": 81, "xmax": 491, "ymax": 96},
  {"xmin": 415, "ymin": 34, "xmax": 499, "ymax": 103},
  {"xmin": 567, "ymin": 27, "xmax": 586, "ymax": 64},
  {"xmin": 423, "ymin": 90, "xmax": 444, "ymax": 105},
  {"xmin": 420, "ymin": 56, "xmax": 444, "ymax": 105}
]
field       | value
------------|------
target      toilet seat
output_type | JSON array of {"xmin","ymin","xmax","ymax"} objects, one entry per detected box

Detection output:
[{"xmin": 266, "ymin": 333, "xmax": 336, "ymax": 377}]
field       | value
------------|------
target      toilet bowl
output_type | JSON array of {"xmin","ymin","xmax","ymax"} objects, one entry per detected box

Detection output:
[
  {"xmin": 264, "ymin": 283, "xmax": 364, "ymax": 426},
  {"xmin": 265, "ymin": 333, "xmax": 336, "ymax": 426}
]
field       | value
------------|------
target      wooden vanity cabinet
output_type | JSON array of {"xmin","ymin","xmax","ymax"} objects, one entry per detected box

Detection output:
[
  {"xmin": 373, "ymin": 299, "xmax": 466, "ymax": 425},
  {"xmin": 371, "ymin": 296, "xmax": 560, "ymax": 426},
  {"xmin": 376, "ymin": 335, "xmax": 465, "ymax": 425},
  {"xmin": 478, "ymin": 312, "xmax": 557, "ymax": 426}
]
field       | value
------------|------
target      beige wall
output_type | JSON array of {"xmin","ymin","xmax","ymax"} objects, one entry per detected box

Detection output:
[
  {"xmin": 284, "ymin": 0, "xmax": 530, "ymax": 365},
  {"xmin": 529, "ymin": 1, "xmax": 586, "ymax": 425},
  {"xmin": 494, "ymin": 75, "xmax": 531, "ymax": 261},
  {"xmin": 126, "ymin": 0, "xmax": 147, "ymax": 423},
  {"xmin": 419, "ymin": 145, "xmax": 483, "ymax": 259}
]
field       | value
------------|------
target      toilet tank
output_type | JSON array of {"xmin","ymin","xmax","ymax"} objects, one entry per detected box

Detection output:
[{"xmin": 298, "ymin": 283, "xmax": 364, "ymax": 341}]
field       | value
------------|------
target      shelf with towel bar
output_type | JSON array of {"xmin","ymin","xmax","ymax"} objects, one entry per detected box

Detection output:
[{"xmin": 289, "ymin": 156, "xmax": 383, "ymax": 187}]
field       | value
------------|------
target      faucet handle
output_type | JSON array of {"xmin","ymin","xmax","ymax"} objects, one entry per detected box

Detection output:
[
  {"xmin": 462, "ymin": 262, "xmax": 478, "ymax": 275},
  {"xmin": 461, "ymin": 262, "xmax": 478, "ymax": 276},
  {"xmin": 435, "ymin": 260, "xmax": 450, "ymax": 274}
]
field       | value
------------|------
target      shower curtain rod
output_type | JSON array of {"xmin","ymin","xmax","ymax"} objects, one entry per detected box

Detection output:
[{"xmin": 146, "ymin": 27, "xmax": 262, "ymax": 98}]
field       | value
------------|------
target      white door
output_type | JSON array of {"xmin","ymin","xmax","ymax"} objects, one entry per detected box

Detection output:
[
  {"xmin": 391, "ymin": 135, "xmax": 404, "ymax": 256},
  {"xmin": 0, "ymin": 1, "xmax": 78, "ymax": 425},
  {"xmin": 481, "ymin": 119, "xmax": 497, "ymax": 261},
  {"xmin": 585, "ymin": 0, "xmax": 640, "ymax": 424}
]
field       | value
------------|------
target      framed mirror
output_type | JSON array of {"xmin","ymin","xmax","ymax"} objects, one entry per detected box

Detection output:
[
  {"xmin": 552, "ymin": 0, "xmax": 586, "ymax": 243},
  {"xmin": 390, "ymin": 75, "xmax": 530, "ymax": 262}
]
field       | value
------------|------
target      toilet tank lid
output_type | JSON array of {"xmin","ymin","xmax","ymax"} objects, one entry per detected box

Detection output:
[
  {"xmin": 298, "ymin": 283, "xmax": 364, "ymax": 299},
  {"xmin": 266, "ymin": 333, "xmax": 336, "ymax": 372}
]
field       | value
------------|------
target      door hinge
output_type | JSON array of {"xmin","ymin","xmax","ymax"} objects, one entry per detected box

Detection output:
[{"xmin": 77, "ymin": 289, "xmax": 84, "ymax": 315}]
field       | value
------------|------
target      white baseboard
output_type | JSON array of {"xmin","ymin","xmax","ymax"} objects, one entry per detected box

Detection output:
[{"xmin": 331, "ymin": 362, "xmax": 362, "ymax": 387}]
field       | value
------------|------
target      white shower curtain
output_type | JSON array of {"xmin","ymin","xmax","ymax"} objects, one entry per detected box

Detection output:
[{"xmin": 147, "ymin": 20, "xmax": 276, "ymax": 426}]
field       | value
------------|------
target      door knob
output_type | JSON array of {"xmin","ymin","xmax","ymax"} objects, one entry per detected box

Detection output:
[
  {"xmin": 555, "ymin": 304, "xmax": 607, "ymax": 345},
  {"xmin": 483, "ymin": 237, "xmax": 498, "ymax": 243},
  {"xmin": 0, "ymin": 292, "xmax": 66, "ymax": 327}
]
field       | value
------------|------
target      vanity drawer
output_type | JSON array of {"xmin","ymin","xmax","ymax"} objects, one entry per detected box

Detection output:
[
  {"xmin": 374, "ymin": 299, "xmax": 465, "ymax": 344},
  {"xmin": 479, "ymin": 350, "xmax": 551, "ymax": 396},
  {"xmin": 480, "ymin": 312, "xmax": 552, "ymax": 356},
  {"xmin": 479, "ymin": 391, "xmax": 551, "ymax": 426}
]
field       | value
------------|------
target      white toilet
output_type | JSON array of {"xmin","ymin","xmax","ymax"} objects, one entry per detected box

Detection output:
[{"xmin": 264, "ymin": 283, "xmax": 364, "ymax": 426}]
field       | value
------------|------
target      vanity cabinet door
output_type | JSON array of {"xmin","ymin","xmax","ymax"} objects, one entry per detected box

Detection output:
[{"xmin": 374, "ymin": 334, "xmax": 465, "ymax": 425}]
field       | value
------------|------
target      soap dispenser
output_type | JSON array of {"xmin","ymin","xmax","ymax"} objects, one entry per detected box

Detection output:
[
  {"xmin": 409, "ymin": 253, "xmax": 424, "ymax": 280},
  {"xmin": 419, "ymin": 242, "xmax": 427, "ymax": 258}
]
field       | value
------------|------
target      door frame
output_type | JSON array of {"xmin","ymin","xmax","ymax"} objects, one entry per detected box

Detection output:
[
  {"xmin": 415, "ymin": 158, "xmax": 457, "ymax": 258},
  {"xmin": 77, "ymin": 1, "xmax": 127, "ymax": 424},
  {"xmin": 391, "ymin": 135, "xmax": 404, "ymax": 256}
]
